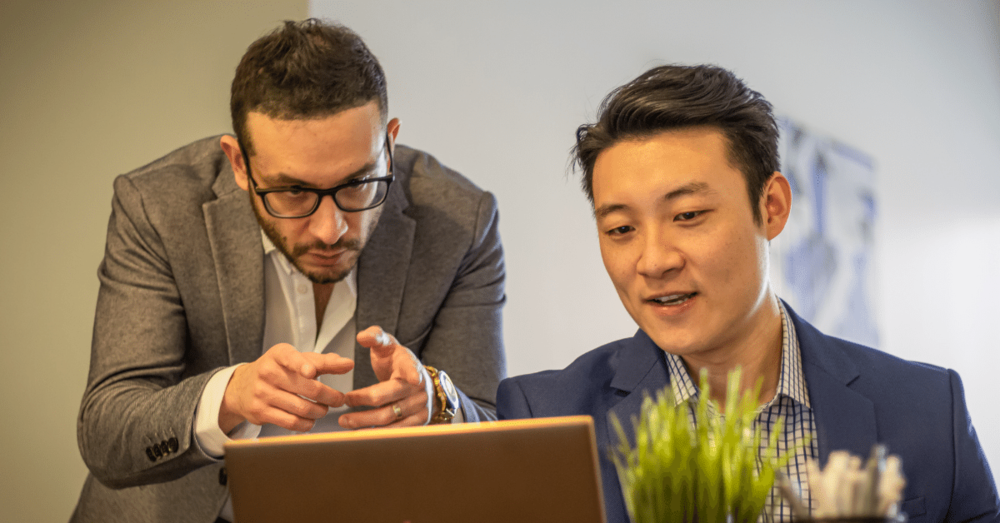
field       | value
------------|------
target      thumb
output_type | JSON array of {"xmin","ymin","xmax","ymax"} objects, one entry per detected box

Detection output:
[{"xmin": 357, "ymin": 325, "xmax": 396, "ymax": 357}]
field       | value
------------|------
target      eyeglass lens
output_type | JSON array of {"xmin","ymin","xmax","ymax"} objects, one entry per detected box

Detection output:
[{"xmin": 264, "ymin": 181, "xmax": 389, "ymax": 216}]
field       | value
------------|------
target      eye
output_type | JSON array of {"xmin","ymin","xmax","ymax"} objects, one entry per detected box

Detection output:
[
  {"xmin": 675, "ymin": 211, "xmax": 704, "ymax": 221},
  {"xmin": 606, "ymin": 225, "xmax": 634, "ymax": 236}
]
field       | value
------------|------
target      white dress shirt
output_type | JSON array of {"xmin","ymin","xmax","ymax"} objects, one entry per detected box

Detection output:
[
  {"xmin": 193, "ymin": 233, "xmax": 358, "ymax": 522},
  {"xmin": 663, "ymin": 302, "xmax": 819, "ymax": 521}
]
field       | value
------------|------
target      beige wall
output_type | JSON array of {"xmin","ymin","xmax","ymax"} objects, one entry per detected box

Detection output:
[{"xmin": 0, "ymin": 1, "xmax": 307, "ymax": 520}]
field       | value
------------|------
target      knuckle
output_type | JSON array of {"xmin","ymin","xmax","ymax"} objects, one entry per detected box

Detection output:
[
  {"xmin": 371, "ymin": 391, "xmax": 391, "ymax": 406},
  {"xmin": 300, "ymin": 420, "xmax": 315, "ymax": 432},
  {"xmin": 296, "ymin": 401, "xmax": 319, "ymax": 418},
  {"xmin": 259, "ymin": 365, "xmax": 284, "ymax": 382},
  {"xmin": 304, "ymin": 380, "xmax": 325, "ymax": 398},
  {"xmin": 251, "ymin": 381, "xmax": 270, "ymax": 399}
]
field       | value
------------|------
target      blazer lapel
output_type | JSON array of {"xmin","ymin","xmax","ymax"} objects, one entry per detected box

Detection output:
[
  {"xmin": 606, "ymin": 331, "xmax": 671, "ymax": 453},
  {"xmin": 354, "ymin": 183, "xmax": 416, "ymax": 387},
  {"xmin": 203, "ymin": 165, "xmax": 265, "ymax": 366},
  {"xmin": 790, "ymin": 307, "xmax": 879, "ymax": 465}
]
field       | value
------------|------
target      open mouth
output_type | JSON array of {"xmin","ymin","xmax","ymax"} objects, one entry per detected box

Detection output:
[{"xmin": 649, "ymin": 293, "xmax": 697, "ymax": 306}]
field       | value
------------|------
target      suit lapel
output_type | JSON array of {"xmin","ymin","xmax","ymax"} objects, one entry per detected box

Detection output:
[
  {"xmin": 607, "ymin": 309, "xmax": 882, "ymax": 466},
  {"xmin": 203, "ymin": 165, "xmax": 265, "ymax": 366},
  {"xmin": 354, "ymin": 183, "xmax": 415, "ymax": 387},
  {"xmin": 790, "ymin": 307, "xmax": 879, "ymax": 465},
  {"xmin": 606, "ymin": 332, "xmax": 671, "ymax": 454}
]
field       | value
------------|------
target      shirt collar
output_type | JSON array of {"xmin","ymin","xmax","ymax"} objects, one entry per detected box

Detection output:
[
  {"xmin": 260, "ymin": 229, "xmax": 358, "ymax": 297},
  {"xmin": 663, "ymin": 300, "xmax": 811, "ymax": 408}
]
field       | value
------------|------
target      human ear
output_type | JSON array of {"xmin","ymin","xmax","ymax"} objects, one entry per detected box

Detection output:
[
  {"xmin": 386, "ymin": 117, "xmax": 401, "ymax": 152},
  {"xmin": 762, "ymin": 172, "xmax": 792, "ymax": 241},
  {"xmin": 219, "ymin": 135, "xmax": 249, "ymax": 191}
]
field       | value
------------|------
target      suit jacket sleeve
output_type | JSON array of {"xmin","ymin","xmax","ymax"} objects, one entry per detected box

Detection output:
[
  {"xmin": 77, "ymin": 175, "xmax": 218, "ymax": 489},
  {"xmin": 417, "ymin": 190, "xmax": 506, "ymax": 422},
  {"xmin": 496, "ymin": 378, "xmax": 532, "ymax": 420},
  {"xmin": 946, "ymin": 369, "xmax": 1000, "ymax": 522}
]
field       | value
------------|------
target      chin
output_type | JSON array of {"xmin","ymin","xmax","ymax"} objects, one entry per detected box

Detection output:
[
  {"xmin": 306, "ymin": 272, "xmax": 349, "ymax": 285},
  {"xmin": 639, "ymin": 322, "xmax": 705, "ymax": 358},
  {"xmin": 299, "ymin": 260, "xmax": 357, "ymax": 284}
]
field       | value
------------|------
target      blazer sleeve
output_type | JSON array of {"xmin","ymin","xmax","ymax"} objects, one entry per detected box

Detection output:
[
  {"xmin": 417, "ymin": 190, "xmax": 506, "ymax": 422},
  {"xmin": 496, "ymin": 378, "xmax": 533, "ymax": 420},
  {"xmin": 77, "ymin": 175, "xmax": 217, "ymax": 489},
  {"xmin": 946, "ymin": 369, "xmax": 1000, "ymax": 522}
]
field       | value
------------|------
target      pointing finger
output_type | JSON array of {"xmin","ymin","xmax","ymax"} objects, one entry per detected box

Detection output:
[
  {"xmin": 301, "ymin": 352, "xmax": 355, "ymax": 376},
  {"xmin": 269, "ymin": 343, "xmax": 317, "ymax": 378}
]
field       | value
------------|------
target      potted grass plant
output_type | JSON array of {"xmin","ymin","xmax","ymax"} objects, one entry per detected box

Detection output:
[{"xmin": 610, "ymin": 369, "xmax": 795, "ymax": 523}]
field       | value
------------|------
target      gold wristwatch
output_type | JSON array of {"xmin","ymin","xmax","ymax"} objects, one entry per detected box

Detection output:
[{"xmin": 425, "ymin": 366, "xmax": 459, "ymax": 424}]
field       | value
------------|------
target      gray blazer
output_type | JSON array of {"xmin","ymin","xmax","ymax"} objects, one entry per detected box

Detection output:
[{"xmin": 72, "ymin": 136, "xmax": 506, "ymax": 522}]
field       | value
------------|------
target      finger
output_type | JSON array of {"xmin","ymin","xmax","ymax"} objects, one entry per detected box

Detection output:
[
  {"xmin": 268, "ymin": 343, "xmax": 319, "ymax": 379},
  {"xmin": 237, "ymin": 377, "xmax": 329, "ymax": 422},
  {"xmin": 339, "ymin": 390, "xmax": 429, "ymax": 429},
  {"xmin": 265, "ymin": 351, "xmax": 350, "ymax": 407},
  {"xmin": 301, "ymin": 352, "xmax": 355, "ymax": 376},
  {"xmin": 393, "ymin": 351, "xmax": 424, "ymax": 384},
  {"xmin": 340, "ymin": 391, "xmax": 426, "ymax": 430},
  {"xmin": 344, "ymin": 379, "xmax": 415, "ymax": 408},
  {"xmin": 253, "ymin": 405, "xmax": 319, "ymax": 433},
  {"xmin": 266, "ymin": 389, "xmax": 330, "ymax": 422},
  {"xmin": 233, "ymin": 379, "xmax": 326, "ymax": 431},
  {"xmin": 356, "ymin": 326, "xmax": 397, "ymax": 357},
  {"xmin": 284, "ymin": 374, "xmax": 348, "ymax": 408}
]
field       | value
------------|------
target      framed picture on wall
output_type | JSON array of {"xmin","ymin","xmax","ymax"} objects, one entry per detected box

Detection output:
[{"xmin": 771, "ymin": 118, "xmax": 879, "ymax": 347}]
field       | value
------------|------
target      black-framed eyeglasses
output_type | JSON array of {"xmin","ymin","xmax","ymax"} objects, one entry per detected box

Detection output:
[{"xmin": 240, "ymin": 133, "xmax": 394, "ymax": 218}]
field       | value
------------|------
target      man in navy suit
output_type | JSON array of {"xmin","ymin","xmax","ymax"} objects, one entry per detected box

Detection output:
[{"xmin": 496, "ymin": 65, "xmax": 998, "ymax": 522}]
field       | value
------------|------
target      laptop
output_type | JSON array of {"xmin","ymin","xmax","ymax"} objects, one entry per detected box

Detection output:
[{"xmin": 224, "ymin": 415, "xmax": 607, "ymax": 523}]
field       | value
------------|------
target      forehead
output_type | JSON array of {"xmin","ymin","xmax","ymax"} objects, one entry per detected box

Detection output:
[
  {"xmin": 245, "ymin": 103, "xmax": 384, "ymax": 185},
  {"xmin": 592, "ymin": 127, "xmax": 746, "ymax": 206}
]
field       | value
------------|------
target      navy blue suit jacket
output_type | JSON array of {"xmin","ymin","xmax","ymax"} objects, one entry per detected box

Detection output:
[{"xmin": 497, "ymin": 306, "xmax": 999, "ymax": 523}]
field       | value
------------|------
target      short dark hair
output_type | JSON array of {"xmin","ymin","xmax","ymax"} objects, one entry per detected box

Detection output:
[
  {"xmin": 573, "ymin": 64, "xmax": 779, "ymax": 225},
  {"xmin": 230, "ymin": 19, "xmax": 388, "ymax": 156}
]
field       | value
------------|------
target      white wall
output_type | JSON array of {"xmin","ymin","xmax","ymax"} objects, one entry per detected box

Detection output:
[{"xmin": 312, "ymin": 0, "xmax": 1000, "ymax": 473}]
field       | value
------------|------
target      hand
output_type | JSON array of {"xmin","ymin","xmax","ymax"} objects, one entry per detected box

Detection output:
[
  {"xmin": 219, "ymin": 343, "xmax": 355, "ymax": 433},
  {"xmin": 339, "ymin": 326, "xmax": 435, "ymax": 429}
]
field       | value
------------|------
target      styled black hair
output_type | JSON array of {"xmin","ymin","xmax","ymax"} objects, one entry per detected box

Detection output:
[{"xmin": 573, "ymin": 64, "xmax": 779, "ymax": 224}]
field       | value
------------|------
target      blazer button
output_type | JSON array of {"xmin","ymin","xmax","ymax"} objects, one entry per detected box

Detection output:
[
  {"xmin": 167, "ymin": 437, "xmax": 179, "ymax": 453},
  {"xmin": 158, "ymin": 441, "xmax": 170, "ymax": 455},
  {"xmin": 219, "ymin": 467, "xmax": 228, "ymax": 486},
  {"xmin": 152, "ymin": 445, "xmax": 163, "ymax": 459},
  {"xmin": 146, "ymin": 447, "xmax": 157, "ymax": 462}
]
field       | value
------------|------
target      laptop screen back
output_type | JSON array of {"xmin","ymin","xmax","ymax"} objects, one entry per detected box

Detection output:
[{"xmin": 224, "ymin": 415, "xmax": 607, "ymax": 523}]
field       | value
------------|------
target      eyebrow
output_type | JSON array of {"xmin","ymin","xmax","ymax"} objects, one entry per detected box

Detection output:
[
  {"xmin": 259, "ymin": 159, "xmax": 382, "ymax": 188},
  {"xmin": 594, "ymin": 182, "xmax": 713, "ymax": 219}
]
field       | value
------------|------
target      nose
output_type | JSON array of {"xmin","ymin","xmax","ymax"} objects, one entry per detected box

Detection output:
[
  {"xmin": 635, "ymin": 227, "xmax": 683, "ymax": 279},
  {"xmin": 308, "ymin": 195, "xmax": 349, "ymax": 246}
]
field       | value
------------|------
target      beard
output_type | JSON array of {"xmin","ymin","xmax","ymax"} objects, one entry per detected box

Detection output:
[{"xmin": 250, "ymin": 196, "xmax": 366, "ymax": 285}]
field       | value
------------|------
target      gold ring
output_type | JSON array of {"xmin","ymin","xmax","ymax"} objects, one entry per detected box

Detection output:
[{"xmin": 392, "ymin": 403, "xmax": 403, "ymax": 420}]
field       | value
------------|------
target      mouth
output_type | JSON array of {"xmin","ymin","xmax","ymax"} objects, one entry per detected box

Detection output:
[
  {"xmin": 303, "ymin": 248, "xmax": 354, "ymax": 267},
  {"xmin": 647, "ymin": 292, "xmax": 697, "ymax": 306},
  {"xmin": 310, "ymin": 249, "xmax": 348, "ymax": 259}
]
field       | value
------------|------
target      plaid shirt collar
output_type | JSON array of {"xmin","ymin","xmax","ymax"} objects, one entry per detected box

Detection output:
[{"xmin": 663, "ymin": 301, "xmax": 811, "ymax": 409}]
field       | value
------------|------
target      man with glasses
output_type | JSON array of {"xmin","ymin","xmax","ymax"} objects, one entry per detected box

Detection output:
[{"xmin": 73, "ymin": 19, "xmax": 505, "ymax": 522}]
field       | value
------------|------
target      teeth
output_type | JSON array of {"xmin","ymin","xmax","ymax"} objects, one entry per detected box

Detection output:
[{"xmin": 653, "ymin": 293, "xmax": 693, "ymax": 305}]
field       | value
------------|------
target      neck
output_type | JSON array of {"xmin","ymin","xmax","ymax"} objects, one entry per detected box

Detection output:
[
  {"xmin": 681, "ymin": 296, "xmax": 784, "ymax": 408},
  {"xmin": 313, "ymin": 282, "xmax": 335, "ymax": 330}
]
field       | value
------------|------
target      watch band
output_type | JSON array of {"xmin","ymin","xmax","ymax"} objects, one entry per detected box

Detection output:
[{"xmin": 425, "ymin": 365, "xmax": 459, "ymax": 424}]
